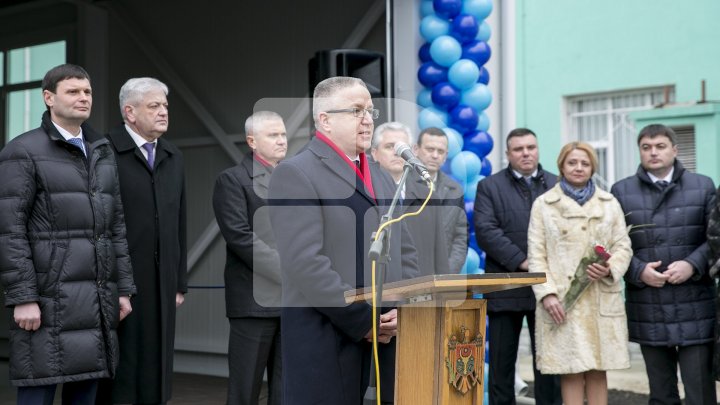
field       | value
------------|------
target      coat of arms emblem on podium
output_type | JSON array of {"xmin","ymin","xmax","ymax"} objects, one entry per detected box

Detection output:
[{"xmin": 445, "ymin": 325, "xmax": 483, "ymax": 394}]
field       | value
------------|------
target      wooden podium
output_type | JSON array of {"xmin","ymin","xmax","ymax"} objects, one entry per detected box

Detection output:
[{"xmin": 345, "ymin": 273, "xmax": 546, "ymax": 405}]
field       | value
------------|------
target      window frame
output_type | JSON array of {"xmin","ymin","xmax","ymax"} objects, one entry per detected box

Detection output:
[
  {"xmin": 0, "ymin": 27, "xmax": 72, "ymax": 146},
  {"xmin": 563, "ymin": 86, "xmax": 675, "ymax": 186}
]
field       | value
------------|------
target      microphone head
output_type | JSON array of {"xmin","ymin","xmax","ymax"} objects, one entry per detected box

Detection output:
[{"xmin": 394, "ymin": 142, "xmax": 412, "ymax": 156}]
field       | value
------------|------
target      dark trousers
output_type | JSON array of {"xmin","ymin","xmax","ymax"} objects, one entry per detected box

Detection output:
[
  {"xmin": 640, "ymin": 343, "xmax": 716, "ymax": 405},
  {"xmin": 488, "ymin": 311, "xmax": 561, "ymax": 405},
  {"xmin": 227, "ymin": 317, "xmax": 281, "ymax": 405},
  {"xmin": 17, "ymin": 379, "xmax": 98, "ymax": 405}
]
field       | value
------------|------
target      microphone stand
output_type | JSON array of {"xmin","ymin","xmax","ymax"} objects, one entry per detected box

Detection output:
[{"xmin": 363, "ymin": 163, "xmax": 413, "ymax": 404}]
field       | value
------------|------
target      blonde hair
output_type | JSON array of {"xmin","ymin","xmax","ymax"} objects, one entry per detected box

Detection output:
[{"xmin": 556, "ymin": 141, "xmax": 599, "ymax": 176}]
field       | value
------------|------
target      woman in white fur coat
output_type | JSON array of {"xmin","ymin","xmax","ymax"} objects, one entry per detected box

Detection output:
[{"xmin": 528, "ymin": 142, "xmax": 632, "ymax": 405}]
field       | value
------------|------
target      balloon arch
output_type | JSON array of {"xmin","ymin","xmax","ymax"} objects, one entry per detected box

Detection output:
[{"xmin": 417, "ymin": 0, "xmax": 493, "ymax": 275}]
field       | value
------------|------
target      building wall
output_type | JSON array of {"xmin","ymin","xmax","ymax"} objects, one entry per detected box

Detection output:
[
  {"xmin": 0, "ymin": 0, "xmax": 387, "ymax": 377},
  {"xmin": 515, "ymin": 0, "xmax": 720, "ymax": 182}
]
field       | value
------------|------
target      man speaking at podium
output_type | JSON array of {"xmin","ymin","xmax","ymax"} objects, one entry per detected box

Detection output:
[{"xmin": 269, "ymin": 77, "xmax": 418, "ymax": 404}]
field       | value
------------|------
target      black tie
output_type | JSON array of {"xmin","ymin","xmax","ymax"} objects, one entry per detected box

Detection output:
[
  {"xmin": 656, "ymin": 180, "xmax": 669, "ymax": 189},
  {"xmin": 354, "ymin": 160, "xmax": 361, "ymax": 170}
]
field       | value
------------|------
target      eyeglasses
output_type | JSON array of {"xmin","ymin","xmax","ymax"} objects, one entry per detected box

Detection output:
[{"xmin": 325, "ymin": 108, "xmax": 380, "ymax": 120}]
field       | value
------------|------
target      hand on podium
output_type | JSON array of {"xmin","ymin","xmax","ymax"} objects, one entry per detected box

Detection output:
[{"xmin": 364, "ymin": 308, "xmax": 398, "ymax": 343}]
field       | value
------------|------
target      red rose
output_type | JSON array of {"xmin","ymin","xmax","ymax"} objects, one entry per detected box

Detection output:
[{"xmin": 594, "ymin": 245, "xmax": 611, "ymax": 262}]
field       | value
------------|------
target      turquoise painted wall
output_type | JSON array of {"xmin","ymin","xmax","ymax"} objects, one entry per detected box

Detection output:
[
  {"xmin": 631, "ymin": 103, "xmax": 720, "ymax": 180},
  {"xmin": 515, "ymin": 0, "xmax": 720, "ymax": 181}
]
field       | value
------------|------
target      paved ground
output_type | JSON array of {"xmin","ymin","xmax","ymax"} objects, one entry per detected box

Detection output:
[
  {"xmin": 0, "ymin": 365, "xmax": 252, "ymax": 405},
  {"xmin": 2, "ymin": 328, "xmax": 720, "ymax": 404},
  {"xmin": 515, "ymin": 328, "xmax": 720, "ymax": 404}
]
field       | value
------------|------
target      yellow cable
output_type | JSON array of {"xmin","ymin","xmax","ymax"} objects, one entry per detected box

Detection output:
[{"xmin": 369, "ymin": 180, "xmax": 434, "ymax": 405}]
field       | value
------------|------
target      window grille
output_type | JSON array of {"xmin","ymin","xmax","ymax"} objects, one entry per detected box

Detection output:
[{"xmin": 566, "ymin": 87, "xmax": 675, "ymax": 186}]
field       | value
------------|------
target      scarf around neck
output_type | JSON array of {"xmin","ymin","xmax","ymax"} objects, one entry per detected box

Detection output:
[
  {"xmin": 560, "ymin": 177, "xmax": 595, "ymax": 206},
  {"xmin": 315, "ymin": 131, "xmax": 376, "ymax": 200}
]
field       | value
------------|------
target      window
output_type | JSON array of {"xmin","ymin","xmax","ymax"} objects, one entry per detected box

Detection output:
[
  {"xmin": 1, "ymin": 40, "xmax": 66, "ymax": 144},
  {"xmin": 672, "ymin": 125, "xmax": 696, "ymax": 173},
  {"xmin": 565, "ymin": 87, "xmax": 675, "ymax": 187}
]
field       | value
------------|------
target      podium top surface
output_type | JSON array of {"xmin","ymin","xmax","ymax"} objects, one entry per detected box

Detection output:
[{"xmin": 344, "ymin": 273, "xmax": 546, "ymax": 304}]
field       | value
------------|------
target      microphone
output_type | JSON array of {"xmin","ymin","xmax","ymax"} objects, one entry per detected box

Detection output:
[{"xmin": 394, "ymin": 142, "xmax": 432, "ymax": 182}]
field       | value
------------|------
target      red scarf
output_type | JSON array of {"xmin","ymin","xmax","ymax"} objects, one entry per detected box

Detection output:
[
  {"xmin": 315, "ymin": 131, "xmax": 376, "ymax": 200},
  {"xmin": 253, "ymin": 152, "xmax": 274, "ymax": 169}
]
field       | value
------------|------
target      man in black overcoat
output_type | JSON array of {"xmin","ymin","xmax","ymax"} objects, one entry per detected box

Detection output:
[
  {"xmin": 98, "ymin": 77, "xmax": 187, "ymax": 405},
  {"xmin": 268, "ymin": 77, "xmax": 418, "ymax": 404},
  {"xmin": 473, "ymin": 128, "xmax": 561, "ymax": 405},
  {"xmin": 213, "ymin": 111, "xmax": 287, "ymax": 405}
]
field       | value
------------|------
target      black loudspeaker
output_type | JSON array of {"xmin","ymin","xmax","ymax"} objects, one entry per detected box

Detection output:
[{"xmin": 308, "ymin": 49, "xmax": 386, "ymax": 97}]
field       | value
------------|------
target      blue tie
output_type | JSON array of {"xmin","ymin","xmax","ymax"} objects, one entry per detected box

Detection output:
[
  {"xmin": 67, "ymin": 137, "xmax": 85, "ymax": 156},
  {"xmin": 142, "ymin": 143, "xmax": 155, "ymax": 170}
]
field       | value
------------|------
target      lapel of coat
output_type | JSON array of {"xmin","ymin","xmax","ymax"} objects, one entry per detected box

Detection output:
[
  {"xmin": 154, "ymin": 138, "xmax": 174, "ymax": 171},
  {"xmin": 108, "ymin": 124, "xmax": 141, "ymax": 160},
  {"xmin": 107, "ymin": 124, "xmax": 153, "ymax": 172},
  {"xmin": 243, "ymin": 153, "xmax": 271, "ymax": 199},
  {"xmin": 309, "ymin": 138, "xmax": 376, "ymax": 206},
  {"xmin": 405, "ymin": 176, "xmax": 429, "ymax": 205}
]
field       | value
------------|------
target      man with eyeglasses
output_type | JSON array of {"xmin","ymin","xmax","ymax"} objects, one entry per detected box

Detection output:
[{"xmin": 268, "ymin": 77, "xmax": 418, "ymax": 404}]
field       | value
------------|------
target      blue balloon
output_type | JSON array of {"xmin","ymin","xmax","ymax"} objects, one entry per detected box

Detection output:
[
  {"xmin": 416, "ymin": 88, "xmax": 433, "ymax": 108},
  {"xmin": 464, "ymin": 130, "xmax": 494, "ymax": 159},
  {"xmin": 468, "ymin": 230, "xmax": 480, "ymax": 252},
  {"xmin": 443, "ymin": 127, "xmax": 464, "ymax": 159},
  {"xmin": 462, "ymin": 40, "xmax": 492, "ymax": 66},
  {"xmin": 462, "ymin": 249, "xmax": 481, "ymax": 274},
  {"xmin": 463, "ymin": 0, "xmax": 493, "ymax": 21},
  {"xmin": 433, "ymin": 0, "xmax": 463, "ymax": 19},
  {"xmin": 418, "ymin": 107, "xmax": 449, "ymax": 129},
  {"xmin": 464, "ymin": 174, "xmax": 483, "ymax": 201},
  {"xmin": 417, "ymin": 61, "xmax": 448, "ymax": 87},
  {"xmin": 478, "ymin": 66, "xmax": 490, "ymax": 84},
  {"xmin": 451, "ymin": 151, "xmax": 482, "ymax": 184},
  {"xmin": 420, "ymin": 0, "xmax": 435, "ymax": 17},
  {"xmin": 466, "ymin": 202, "xmax": 475, "ymax": 228},
  {"xmin": 480, "ymin": 157, "xmax": 492, "ymax": 176},
  {"xmin": 461, "ymin": 83, "xmax": 492, "ymax": 111},
  {"xmin": 431, "ymin": 82, "xmax": 461, "ymax": 111},
  {"xmin": 441, "ymin": 159, "xmax": 453, "ymax": 176},
  {"xmin": 418, "ymin": 42, "xmax": 432, "ymax": 63},
  {"xmin": 450, "ymin": 14, "xmax": 479, "ymax": 44},
  {"xmin": 476, "ymin": 21, "xmax": 492, "ymax": 42},
  {"xmin": 429, "ymin": 35, "xmax": 462, "ymax": 67},
  {"xmin": 449, "ymin": 104, "xmax": 479, "ymax": 133},
  {"xmin": 448, "ymin": 59, "xmax": 480, "ymax": 90},
  {"xmin": 479, "ymin": 250, "xmax": 486, "ymax": 270},
  {"xmin": 420, "ymin": 15, "xmax": 450, "ymax": 42},
  {"xmin": 476, "ymin": 111, "xmax": 490, "ymax": 131}
]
